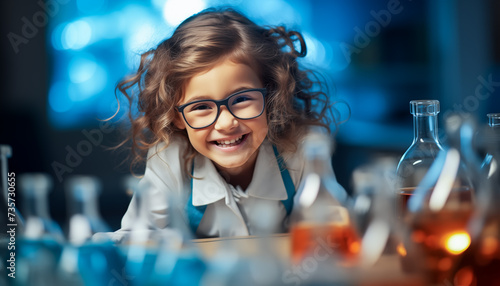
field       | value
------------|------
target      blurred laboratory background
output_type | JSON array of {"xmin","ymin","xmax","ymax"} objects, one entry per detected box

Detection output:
[{"xmin": 1, "ymin": 0, "xmax": 499, "ymax": 231}]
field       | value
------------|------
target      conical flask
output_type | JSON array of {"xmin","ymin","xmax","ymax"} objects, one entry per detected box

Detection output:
[
  {"xmin": 15, "ymin": 173, "xmax": 64, "ymax": 286},
  {"xmin": 396, "ymin": 100, "xmax": 445, "ymax": 218},
  {"xmin": 122, "ymin": 175, "xmax": 166, "ymax": 286},
  {"xmin": 402, "ymin": 113, "xmax": 475, "ymax": 284},
  {"xmin": 19, "ymin": 173, "xmax": 64, "ymax": 242},
  {"xmin": 352, "ymin": 157, "xmax": 403, "ymax": 268},
  {"xmin": 289, "ymin": 130, "xmax": 360, "ymax": 273},
  {"xmin": 481, "ymin": 113, "xmax": 500, "ymax": 179},
  {"xmin": 449, "ymin": 112, "xmax": 500, "ymax": 286},
  {"xmin": 148, "ymin": 179, "xmax": 206, "ymax": 286},
  {"xmin": 57, "ymin": 175, "xmax": 124, "ymax": 286}
]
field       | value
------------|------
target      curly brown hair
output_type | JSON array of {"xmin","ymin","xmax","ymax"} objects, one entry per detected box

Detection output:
[{"xmin": 115, "ymin": 7, "xmax": 340, "ymax": 172}]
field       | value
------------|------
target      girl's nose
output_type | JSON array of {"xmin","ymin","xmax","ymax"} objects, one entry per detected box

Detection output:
[{"xmin": 214, "ymin": 107, "xmax": 239, "ymax": 131}]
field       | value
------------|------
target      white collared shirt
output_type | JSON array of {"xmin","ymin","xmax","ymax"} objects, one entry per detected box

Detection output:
[{"xmin": 113, "ymin": 136, "xmax": 346, "ymax": 240}]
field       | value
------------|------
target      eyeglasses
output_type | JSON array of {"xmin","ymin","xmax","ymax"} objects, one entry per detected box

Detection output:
[{"xmin": 176, "ymin": 88, "xmax": 267, "ymax": 129}]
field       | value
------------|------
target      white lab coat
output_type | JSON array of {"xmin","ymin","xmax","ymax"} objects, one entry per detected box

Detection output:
[{"xmin": 107, "ymin": 135, "xmax": 346, "ymax": 241}]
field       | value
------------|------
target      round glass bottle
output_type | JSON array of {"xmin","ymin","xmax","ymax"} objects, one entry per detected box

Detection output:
[
  {"xmin": 396, "ymin": 100, "xmax": 445, "ymax": 217},
  {"xmin": 481, "ymin": 113, "xmax": 500, "ymax": 179},
  {"xmin": 450, "ymin": 113, "xmax": 500, "ymax": 286}
]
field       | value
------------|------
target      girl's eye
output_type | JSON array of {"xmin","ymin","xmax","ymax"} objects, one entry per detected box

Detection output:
[
  {"xmin": 232, "ymin": 95, "xmax": 252, "ymax": 104},
  {"xmin": 188, "ymin": 102, "xmax": 213, "ymax": 112}
]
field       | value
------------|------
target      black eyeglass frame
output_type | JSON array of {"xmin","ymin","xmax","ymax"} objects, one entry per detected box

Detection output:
[{"xmin": 176, "ymin": 88, "xmax": 268, "ymax": 129}]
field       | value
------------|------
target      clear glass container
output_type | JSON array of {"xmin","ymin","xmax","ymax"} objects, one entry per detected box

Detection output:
[
  {"xmin": 450, "ymin": 113, "xmax": 500, "ymax": 286},
  {"xmin": 16, "ymin": 173, "xmax": 64, "ymax": 286},
  {"xmin": 402, "ymin": 113, "xmax": 475, "ymax": 284},
  {"xmin": 57, "ymin": 175, "xmax": 124, "ymax": 286},
  {"xmin": 396, "ymin": 100, "xmax": 445, "ymax": 218},
  {"xmin": 289, "ymin": 130, "xmax": 360, "ymax": 274},
  {"xmin": 147, "ymin": 177, "xmax": 207, "ymax": 286},
  {"xmin": 19, "ymin": 173, "xmax": 64, "ymax": 242},
  {"xmin": 352, "ymin": 157, "xmax": 405, "ymax": 269},
  {"xmin": 65, "ymin": 175, "xmax": 110, "ymax": 244},
  {"xmin": 122, "ymin": 176, "xmax": 165, "ymax": 285},
  {"xmin": 481, "ymin": 113, "xmax": 500, "ymax": 179}
]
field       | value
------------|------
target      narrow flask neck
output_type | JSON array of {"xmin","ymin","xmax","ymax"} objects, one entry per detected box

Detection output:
[
  {"xmin": 24, "ymin": 192, "xmax": 50, "ymax": 220},
  {"xmin": 413, "ymin": 114, "xmax": 439, "ymax": 142},
  {"xmin": 71, "ymin": 195, "xmax": 100, "ymax": 219},
  {"xmin": 309, "ymin": 157, "xmax": 329, "ymax": 173}
]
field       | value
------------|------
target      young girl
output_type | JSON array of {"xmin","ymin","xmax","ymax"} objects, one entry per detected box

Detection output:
[{"xmin": 112, "ymin": 7, "xmax": 346, "ymax": 240}]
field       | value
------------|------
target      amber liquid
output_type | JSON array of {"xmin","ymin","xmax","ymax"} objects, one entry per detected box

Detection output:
[
  {"xmin": 398, "ymin": 188, "xmax": 414, "ymax": 218},
  {"xmin": 449, "ymin": 215, "xmax": 500, "ymax": 286},
  {"xmin": 398, "ymin": 187, "xmax": 474, "ymax": 216},
  {"xmin": 290, "ymin": 222, "xmax": 361, "ymax": 266},
  {"xmin": 397, "ymin": 187, "xmax": 475, "ymax": 277},
  {"xmin": 407, "ymin": 209, "xmax": 473, "ymax": 284}
]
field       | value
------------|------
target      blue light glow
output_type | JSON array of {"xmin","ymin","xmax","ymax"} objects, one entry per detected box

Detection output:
[
  {"xmin": 162, "ymin": 0, "xmax": 207, "ymax": 26},
  {"xmin": 69, "ymin": 55, "xmax": 97, "ymax": 84},
  {"xmin": 77, "ymin": 64, "xmax": 107, "ymax": 99},
  {"xmin": 302, "ymin": 33, "xmax": 333, "ymax": 69},
  {"xmin": 47, "ymin": 0, "xmax": 347, "ymax": 129},
  {"xmin": 49, "ymin": 82, "xmax": 75, "ymax": 113},
  {"xmin": 51, "ymin": 23, "xmax": 66, "ymax": 50},
  {"xmin": 76, "ymin": 0, "xmax": 107, "ymax": 14},
  {"xmin": 62, "ymin": 20, "xmax": 92, "ymax": 50}
]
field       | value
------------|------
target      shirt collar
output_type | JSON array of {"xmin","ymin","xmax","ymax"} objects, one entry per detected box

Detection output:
[{"xmin": 191, "ymin": 140, "xmax": 289, "ymax": 206}]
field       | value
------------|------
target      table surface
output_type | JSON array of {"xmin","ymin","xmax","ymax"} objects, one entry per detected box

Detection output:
[{"xmin": 192, "ymin": 234, "xmax": 427, "ymax": 286}]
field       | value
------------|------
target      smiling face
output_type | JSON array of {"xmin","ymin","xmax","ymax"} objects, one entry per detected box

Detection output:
[{"xmin": 176, "ymin": 59, "xmax": 269, "ymax": 177}]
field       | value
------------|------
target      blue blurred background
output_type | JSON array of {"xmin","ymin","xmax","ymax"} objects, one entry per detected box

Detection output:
[{"xmin": 1, "ymin": 0, "xmax": 499, "ymax": 229}]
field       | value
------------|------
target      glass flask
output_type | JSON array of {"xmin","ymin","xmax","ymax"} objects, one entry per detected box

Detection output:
[
  {"xmin": 57, "ymin": 175, "xmax": 125, "ymax": 286},
  {"xmin": 16, "ymin": 173, "xmax": 64, "ymax": 286},
  {"xmin": 481, "ymin": 113, "xmax": 500, "ymax": 179},
  {"xmin": 449, "ymin": 112, "xmax": 500, "ymax": 286},
  {"xmin": 148, "ymin": 177, "xmax": 206, "ymax": 286},
  {"xmin": 19, "ymin": 173, "xmax": 64, "ymax": 242},
  {"xmin": 396, "ymin": 100, "xmax": 445, "ymax": 218},
  {"xmin": 289, "ymin": 130, "xmax": 360, "ymax": 282},
  {"xmin": 122, "ymin": 176, "xmax": 165, "ymax": 286},
  {"xmin": 352, "ymin": 157, "xmax": 403, "ymax": 268},
  {"xmin": 65, "ymin": 175, "xmax": 110, "ymax": 244},
  {"xmin": 402, "ymin": 113, "xmax": 475, "ymax": 284}
]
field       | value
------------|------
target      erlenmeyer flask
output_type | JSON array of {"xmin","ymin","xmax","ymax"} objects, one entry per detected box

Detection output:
[
  {"xmin": 403, "ymin": 113, "xmax": 475, "ymax": 284},
  {"xmin": 449, "ymin": 112, "xmax": 500, "ymax": 286},
  {"xmin": 396, "ymin": 100, "xmax": 445, "ymax": 218},
  {"xmin": 16, "ymin": 173, "xmax": 64, "ymax": 286},
  {"xmin": 58, "ymin": 175, "xmax": 124, "ymax": 286},
  {"xmin": 148, "ymin": 180, "xmax": 206, "ymax": 286},
  {"xmin": 19, "ymin": 173, "xmax": 64, "ymax": 242},
  {"xmin": 289, "ymin": 130, "xmax": 360, "ymax": 280},
  {"xmin": 352, "ymin": 157, "xmax": 403, "ymax": 268},
  {"xmin": 122, "ymin": 176, "xmax": 165, "ymax": 286},
  {"xmin": 481, "ymin": 113, "xmax": 500, "ymax": 179}
]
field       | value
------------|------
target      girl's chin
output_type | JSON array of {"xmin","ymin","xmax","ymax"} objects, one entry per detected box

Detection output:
[{"xmin": 212, "ymin": 153, "xmax": 258, "ymax": 174}]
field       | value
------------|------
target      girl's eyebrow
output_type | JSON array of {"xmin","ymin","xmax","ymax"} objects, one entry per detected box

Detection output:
[{"xmin": 182, "ymin": 86, "xmax": 258, "ymax": 104}]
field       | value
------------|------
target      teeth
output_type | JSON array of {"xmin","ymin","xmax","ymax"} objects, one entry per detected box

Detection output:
[{"xmin": 216, "ymin": 135, "xmax": 243, "ymax": 145}]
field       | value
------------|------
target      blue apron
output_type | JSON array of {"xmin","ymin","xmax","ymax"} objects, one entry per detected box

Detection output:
[{"xmin": 184, "ymin": 145, "xmax": 295, "ymax": 235}]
